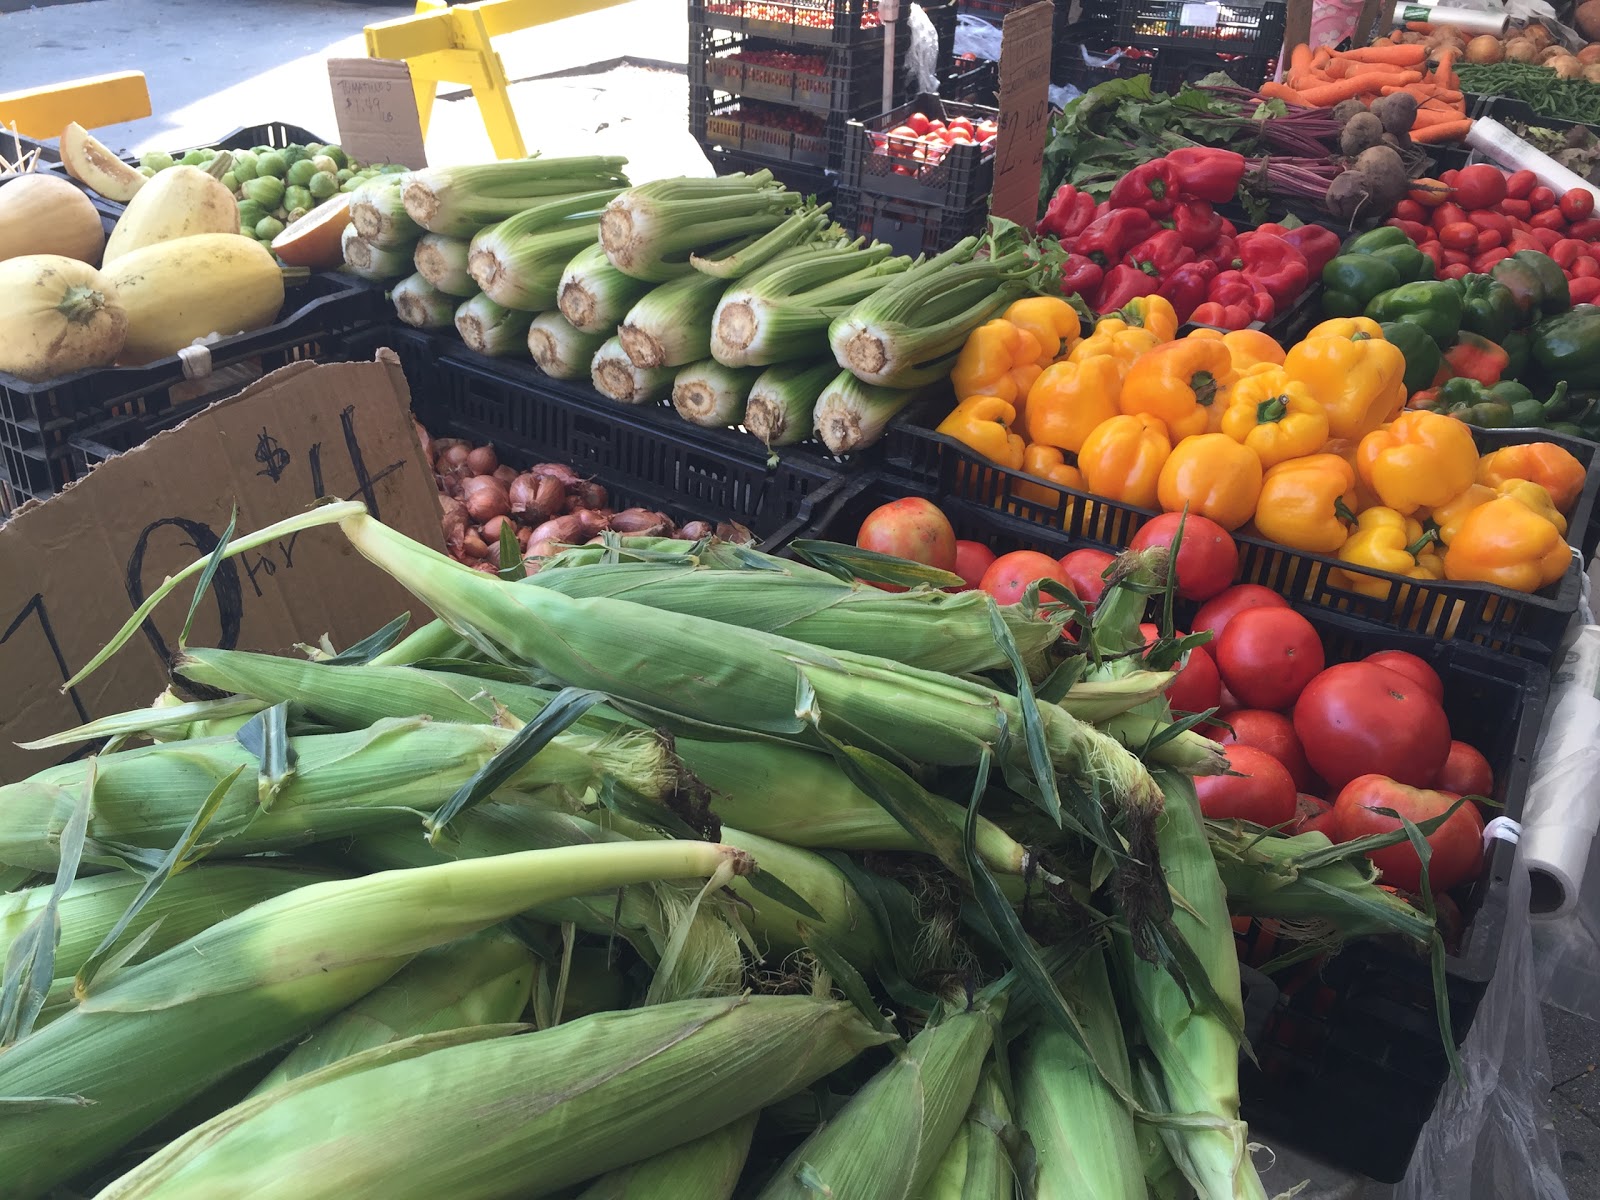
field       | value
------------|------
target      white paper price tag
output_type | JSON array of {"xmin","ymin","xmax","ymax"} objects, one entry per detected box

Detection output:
[{"xmin": 1181, "ymin": 2, "xmax": 1221, "ymax": 26}]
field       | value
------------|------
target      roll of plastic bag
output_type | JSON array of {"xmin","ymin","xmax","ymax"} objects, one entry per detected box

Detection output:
[
  {"xmin": 1523, "ymin": 625, "xmax": 1600, "ymax": 920},
  {"xmin": 1392, "ymin": 2, "xmax": 1509, "ymax": 34},
  {"xmin": 1467, "ymin": 118, "xmax": 1600, "ymax": 206}
]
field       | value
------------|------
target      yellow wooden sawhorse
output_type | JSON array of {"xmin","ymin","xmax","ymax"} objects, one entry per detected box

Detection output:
[
  {"xmin": 365, "ymin": 0, "xmax": 629, "ymax": 161},
  {"xmin": 0, "ymin": 71, "xmax": 151, "ymax": 140}
]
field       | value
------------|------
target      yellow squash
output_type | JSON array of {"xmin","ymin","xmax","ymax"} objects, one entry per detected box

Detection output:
[
  {"xmin": 103, "ymin": 164, "xmax": 239, "ymax": 263},
  {"xmin": 0, "ymin": 174, "xmax": 105, "ymax": 264},
  {"xmin": 0, "ymin": 254, "xmax": 126, "ymax": 381}
]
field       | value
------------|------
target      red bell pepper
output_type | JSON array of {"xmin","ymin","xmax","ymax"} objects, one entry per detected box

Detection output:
[
  {"xmin": 1281, "ymin": 225, "xmax": 1340, "ymax": 277},
  {"xmin": 1159, "ymin": 258, "xmax": 1219, "ymax": 323},
  {"xmin": 1038, "ymin": 184, "xmax": 1099, "ymax": 242},
  {"xmin": 1108, "ymin": 159, "xmax": 1179, "ymax": 216},
  {"xmin": 1124, "ymin": 229, "xmax": 1196, "ymax": 274},
  {"xmin": 1058, "ymin": 252, "xmax": 1104, "ymax": 300},
  {"xmin": 1444, "ymin": 332, "xmax": 1510, "ymax": 386},
  {"xmin": 1075, "ymin": 209, "xmax": 1158, "ymax": 267},
  {"xmin": 1190, "ymin": 300, "xmax": 1254, "ymax": 330},
  {"xmin": 1235, "ymin": 232, "xmax": 1309, "ymax": 307},
  {"xmin": 1094, "ymin": 263, "xmax": 1159, "ymax": 313},
  {"xmin": 1208, "ymin": 270, "xmax": 1276, "ymax": 322},
  {"xmin": 1203, "ymin": 234, "xmax": 1240, "ymax": 270},
  {"xmin": 1164, "ymin": 147, "xmax": 1247, "ymax": 204},
  {"xmin": 1171, "ymin": 199, "xmax": 1222, "ymax": 250}
]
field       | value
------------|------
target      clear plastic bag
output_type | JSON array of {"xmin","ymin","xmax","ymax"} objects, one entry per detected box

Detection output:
[
  {"xmin": 907, "ymin": 3, "xmax": 940, "ymax": 94},
  {"xmin": 954, "ymin": 13, "xmax": 1004, "ymax": 62}
]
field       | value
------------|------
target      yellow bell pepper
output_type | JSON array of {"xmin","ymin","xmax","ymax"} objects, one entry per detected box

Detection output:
[
  {"xmin": 1015, "ymin": 443, "xmax": 1086, "ymax": 508},
  {"xmin": 1332, "ymin": 507, "xmax": 1445, "ymax": 599},
  {"xmin": 1283, "ymin": 333, "xmax": 1407, "ymax": 443},
  {"xmin": 1004, "ymin": 296, "xmax": 1081, "ymax": 365},
  {"xmin": 1355, "ymin": 410, "xmax": 1479, "ymax": 515},
  {"xmin": 1187, "ymin": 327, "xmax": 1287, "ymax": 373},
  {"xmin": 1119, "ymin": 339, "xmax": 1236, "ymax": 442},
  {"xmin": 1218, "ymin": 368, "xmax": 1330, "ymax": 469},
  {"xmin": 1443, "ymin": 496, "xmax": 1570, "ymax": 592},
  {"xmin": 935, "ymin": 394, "xmax": 1026, "ymax": 470},
  {"xmin": 1079, "ymin": 413, "xmax": 1171, "ymax": 510},
  {"xmin": 951, "ymin": 319, "xmax": 1044, "ymax": 407},
  {"xmin": 1093, "ymin": 295, "xmax": 1178, "ymax": 344},
  {"xmin": 1156, "ymin": 432, "xmax": 1264, "ymax": 532},
  {"xmin": 1068, "ymin": 326, "xmax": 1160, "ymax": 367},
  {"xmin": 1025, "ymin": 356, "xmax": 1123, "ymax": 455},
  {"xmin": 1304, "ymin": 316, "xmax": 1386, "ymax": 342},
  {"xmin": 1494, "ymin": 479, "xmax": 1568, "ymax": 536},
  {"xmin": 1476, "ymin": 442, "xmax": 1588, "ymax": 514},
  {"xmin": 1428, "ymin": 482, "xmax": 1495, "ymax": 546},
  {"xmin": 1253, "ymin": 454, "xmax": 1359, "ymax": 553}
]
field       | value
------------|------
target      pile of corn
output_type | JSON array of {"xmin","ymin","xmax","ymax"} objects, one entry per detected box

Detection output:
[{"xmin": 0, "ymin": 504, "xmax": 1437, "ymax": 1199}]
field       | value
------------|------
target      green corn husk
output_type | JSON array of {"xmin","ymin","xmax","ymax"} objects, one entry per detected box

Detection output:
[
  {"xmin": 1133, "ymin": 1070, "xmax": 1193, "ymax": 1200},
  {"xmin": 557, "ymin": 242, "xmax": 654, "ymax": 334},
  {"xmin": 1015, "ymin": 949, "xmax": 1146, "ymax": 1200},
  {"xmin": 592, "ymin": 335, "xmax": 675, "ymax": 404},
  {"xmin": 341, "ymin": 222, "xmax": 413, "ymax": 281},
  {"xmin": 0, "ymin": 863, "xmax": 340, "ymax": 1025},
  {"xmin": 921, "ymin": 1066, "xmax": 1015, "ymax": 1200},
  {"xmin": 456, "ymin": 293, "xmax": 535, "ymax": 357},
  {"xmin": 574, "ymin": 1113, "xmax": 758, "ymax": 1200},
  {"xmin": 402, "ymin": 157, "xmax": 631, "ymax": 238},
  {"xmin": 813, "ymin": 368, "xmax": 921, "ymax": 453},
  {"xmin": 0, "ymin": 716, "xmax": 673, "ymax": 871},
  {"xmin": 0, "ymin": 841, "xmax": 754, "ymax": 1200},
  {"xmin": 413, "ymin": 233, "xmax": 477, "ymax": 296},
  {"xmin": 528, "ymin": 310, "xmax": 610, "ymax": 379},
  {"xmin": 744, "ymin": 361, "xmax": 838, "ymax": 447},
  {"xmin": 689, "ymin": 205, "xmax": 834, "ymax": 279},
  {"xmin": 249, "ymin": 929, "xmax": 536, "ymax": 1095},
  {"xmin": 94, "ymin": 994, "xmax": 891, "ymax": 1200},
  {"xmin": 672, "ymin": 359, "xmax": 763, "ymax": 427},
  {"xmin": 600, "ymin": 173, "xmax": 800, "ymax": 282},
  {"xmin": 618, "ymin": 270, "xmax": 728, "ymax": 369},
  {"xmin": 467, "ymin": 190, "xmax": 621, "ymax": 310},
  {"xmin": 531, "ymin": 944, "xmax": 631, "ymax": 1027},
  {"xmin": 349, "ymin": 174, "xmax": 422, "ymax": 247},
  {"xmin": 393, "ymin": 271, "xmax": 457, "ymax": 329},
  {"xmin": 756, "ymin": 1003, "xmax": 997, "ymax": 1199}
]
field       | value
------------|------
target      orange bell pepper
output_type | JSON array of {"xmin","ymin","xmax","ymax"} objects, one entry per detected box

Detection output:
[
  {"xmin": 1093, "ymin": 294, "xmax": 1179, "ymax": 344},
  {"xmin": 1428, "ymin": 482, "xmax": 1495, "ymax": 546},
  {"xmin": 1283, "ymin": 333, "xmax": 1407, "ymax": 442},
  {"xmin": 1016, "ymin": 443, "xmax": 1086, "ymax": 508},
  {"xmin": 951, "ymin": 319, "xmax": 1044, "ymax": 408},
  {"xmin": 935, "ymin": 394, "xmax": 1026, "ymax": 470},
  {"xmin": 1218, "ymin": 368, "xmax": 1330, "ymax": 469},
  {"xmin": 1442, "ymin": 496, "xmax": 1571, "ymax": 592},
  {"xmin": 1476, "ymin": 442, "xmax": 1588, "ymax": 514},
  {"xmin": 1157, "ymin": 432, "xmax": 1265, "ymax": 531},
  {"xmin": 1355, "ymin": 410, "xmax": 1479, "ymax": 515},
  {"xmin": 1203, "ymin": 327, "xmax": 1288, "ymax": 373},
  {"xmin": 1004, "ymin": 296, "xmax": 1081, "ymax": 365},
  {"xmin": 1079, "ymin": 413, "xmax": 1171, "ymax": 510},
  {"xmin": 1303, "ymin": 316, "xmax": 1386, "ymax": 342},
  {"xmin": 1253, "ymin": 454, "xmax": 1359, "ymax": 553},
  {"xmin": 1119, "ymin": 339, "xmax": 1236, "ymax": 441},
  {"xmin": 1025, "ymin": 356, "xmax": 1123, "ymax": 455},
  {"xmin": 1068, "ymin": 326, "xmax": 1161, "ymax": 367},
  {"xmin": 1333, "ymin": 507, "xmax": 1445, "ymax": 599}
]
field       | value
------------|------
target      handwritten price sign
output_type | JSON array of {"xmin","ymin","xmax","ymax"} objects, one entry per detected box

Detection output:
[
  {"xmin": 989, "ymin": 1, "xmax": 1055, "ymax": 230},
  {"xmin": 327, "ymin": 58, "xmax": 427, "ymax": 168}
]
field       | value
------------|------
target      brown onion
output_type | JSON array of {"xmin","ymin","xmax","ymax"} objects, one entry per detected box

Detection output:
[
  {"xmin": 530, "ymin": 462, "xmax": 583, "ymax": 487},
  {"xmin": 462, "ymin": 532, "xmax": 489, "ymax": 560},
  {"xmin": 573, "ymin": 507, "xmax": 612, "ymax": 536},
  {"xmin": 439, "ymin": 444, "xmax": 471, "ymax": 470},
  {"xmin": 480, "ymin": 514, "xmax": 508, "ymax": 543},
  {"xmin": 574, "ymin": 481, "xmax": 608, "ymax": 510},
  {"xmin": 677, "ymin": 520, "xmax": 713, "ymax": 540},
  {"xmin": 526, "ymin": 539, "xmax": 561, "ymax": 559},
  {"xmin": 526, "ymin": 514, "xmax": 586, "ymax": 546},
  {"xmin": 439, "ymin": 495, "xmax": 469, "ymax": 549},
  {"xmin": 466, "ymin": 445, "xmax": 499, "ymax": 475},
  {"xmin": 463, "ymin": 478, "xmax": 510, "ymax": 523},
  {"xmin": 609, "ymin": 508, "xmax": 673, "ymax": 536},
  {"xmin": 517, "ymin": 525, "xmax": 533, "ymax": 547},
  {"xmin": 493, "ymin": 464, "xmax": 518, "ymax": 485},
  {"xmin": 716, "ymin": 520, "xmax": 756, "ymax": 544},
  {"xmin": 473, "ymin": 561, "xmax": 500, "ymax": 574}
]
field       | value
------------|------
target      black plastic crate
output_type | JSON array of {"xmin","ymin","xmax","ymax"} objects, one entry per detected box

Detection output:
[
  {"xmin": 1, "ymin": 130, "xmax": 59, "ymax": 168},
  {"xmin": 1154, "ymin": 46, "xmax": 1275, "ymax": 91},
  {"xmin": 841, "ymin": 93, "xmax": 997, "ymax": 207},
  {"xmin": 789, "ymin": 470, "xmax": 1547, "ymax": 1180},
  {"xmin": 692, "ymin": 0, "xmax": 899, "ymax": 46},
  {"xmin": 1052, "ymin": 37, "xmax": 1160, "ymax": 91},
  {"xmin": 942, "ymin": 57, "xmax": 999, "ymax": 103},
  {"xmin": 701, "ymin": 144, "xmax": 838, "ymax": 204},
  {"xmin": 692, "ymin": 87, "xmax": 846, "ymax": 168},
  {"xmin": 835, "ymin": 185, "xmax": 989, "ymax": 254},
  {"xmin": 1475, "ymin": 90, "xmax": 1600, "ymax": 131},
  {"xmin": 881, "ymin": 406, "xmax": 1598, "ymax": 664},
  {"xmin": 1119, "ymin": 0, "xmax": 1285, "ymax": 54},
  {"xmin": 690, "ymin": 24, "xmax": 905, "ymax": 115},
  {"xmin": 0, "ymin": 272, "xmax": 387, "ymax": 518}
]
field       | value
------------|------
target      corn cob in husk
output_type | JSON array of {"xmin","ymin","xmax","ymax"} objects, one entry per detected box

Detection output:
[
  {"xmin": 921, "ymin": 1066, "xmax": 1015, "ymax": 1199},
  {"xmin": 573, "ymin": 1112, "xmax": 757, "ymax": 1200}
]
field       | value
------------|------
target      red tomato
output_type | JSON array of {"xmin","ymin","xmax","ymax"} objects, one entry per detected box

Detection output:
[
  {"xmin": 1195, "ymin": 744, "xmax": 1297, "ymax": 825},
  {"xmin": 1217, "ymin": 709, "xmax": 1313, "ymax": 790},
  {"xmin": 1568, "ymin": 218, "xmax": 1600, "ymax": 241},
  {"xmin": 1332, "ymin": 775, "xmax": 1485, "ymax": 893},
  {"xmin": 1438, "ymin": 221, "xmax": 1478, "ymax": 250},
  {"xmin": 905, "ymin": 111, "xmax": 932, "ymax": 135},
  {"xmin": 1436, "ymin": 740, "xmax": 1494, "ymax": 796},
  {"xmin": 1215, "ymin": 607, "xmax": 1325, "ymax": 711},
  {"xmin": 1392, "ymin": 199, "xmax": 1427, "ymax": 223},
  {"xmin": 1140, "ymin": 624, "xmax": 1221, "ymax": 716},
  {"xmin": 1452, "ymin": 164, "xmax": 1507, "ymax": 211},
  {"xmin": 1192, "ymin": 584, "xmax": 1289, "ymax": 643},
  {"xmin": 1128, "ymin": 511, "xmax": 1238, "ymax": 601},
  {"xmin": 1432, "ymin": 201, "xmax": 1468, "ymax": 231},
  {"xmin": 1294, "ymin": 662, "xmax": 1451, "ymax": 791},
  {"xmin": 1575, "ymin": 257, "xmax": 1600, "ymax": 279},
  {"xmin": 1531, "ymin": 208, "xmax": 1567, "ymax": 232},
  {"xmin": 1500, "ymin": 198, "xmax": 1533, "ymax": 221},
  {"xmin": 1530, "ymin": 185, "xmax": 1557, "ymax": 211},
  {"xmin": 950, "ymin": 540, "xmax": 996, "ymax": 591},
  {"xmin": 856, "ymin": 498, "xmax": 957, "ymax": 574},
  {"xmin": 1474, "ymin": 228, "xmax": 1503, "ymax": 254},
  {"xmin": 1561, "ymin": 188, "xmax": 1595, "ymax": 222},
  {"xmin": 1294, "ymin": 793, "xmax": 1339, "ymax": 838},
  {"xmin": 1059, "ymin": 548, "xmax": 1115, "ymax": 608},
  {"xmin": 979, "ymin": 550, "xmax": 1067, "ymax": 605},
  {"xmin": 1440, "ymin": 263, "xmax": 1471, "ymax": 281},
  {"xmin": 1572, "ymin": 277, "xmax": 1600, "ymax": 304},
  {"xmin": 1506, "ymin": 169, "xmax": 1537, "ymax": 200},
  {"xmin": 1362, "ymin": 650, "xmax": 1443, "ymax": 701}
]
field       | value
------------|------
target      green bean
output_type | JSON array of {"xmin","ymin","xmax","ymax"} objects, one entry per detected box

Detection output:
[{"xmin": 1455, "ymin": 64, "xmax": 1600, "ymax": 125}]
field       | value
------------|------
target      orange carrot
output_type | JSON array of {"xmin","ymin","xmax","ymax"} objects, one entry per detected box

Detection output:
[
  {"xmin": 1345, "ymin": 60, "xmax": 1413, "ymax": 76},
  {"xmin": 1290, "ymin": 43, "xmax": 1313, "ymax": 73},
  {"xmin": 1297, "ymin": 70, "xmax": 1420, "ymax": 105},
  {"xmin": 1411, "ymin": 119, "xmax": 1473, "ymax": 143},
  {"xmin": 1260, "ymin": 80, "xmax": 1309, "ymax": 104},
  {"xmin": 1412, "ymin": 106, "xmax": 1468, "ymax": 127},
  {"xmin": 1434, "ymin": 47, "xmax": 1457, "ymax": 91},
  {"xmin": 1313, "ymin": 45, "xmax": 1334, "ymax": 70},
  {"xmin": 1338, "ymin": 43, "xmax": 1427, "ymax": 65}
]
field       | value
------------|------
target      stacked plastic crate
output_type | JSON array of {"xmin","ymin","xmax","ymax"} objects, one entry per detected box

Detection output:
[{"xmin": 1055, "ymin": 0, "xmax": 1284, "ymax": 94}]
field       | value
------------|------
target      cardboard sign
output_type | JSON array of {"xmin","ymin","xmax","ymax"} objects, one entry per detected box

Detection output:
[
  {"xmin": 989, "ymin": 1, "xmax": 1055, "ymax": 230},
  {"xmin": 0, "ymin": 358, "xmax": 443, "ymax": 784},
  {"xmin": 327, "ymin": 58, "xmax": 429, "ymax": 169}
]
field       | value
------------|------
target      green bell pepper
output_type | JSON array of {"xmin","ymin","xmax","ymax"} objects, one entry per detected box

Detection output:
[
  {"xmin": 1322, "ymin": 255, "xmax": 1403, "ymax": 318},
  {"xmin": 1380, "ymin": 319, "xmax": 1442, "ymax": 394},
  {"xmin": 1365, "ymin": 281, "xmax": 1464, "ymax": 347},
  {"xmin": 1447, "ymin": 273, "xmax": 1519, "ymax": 344},
  {"xmin": 1531, "ymin": 308, "xmax": 1600, "ymax": 390},
  {"xmin": 1344, "ymin": 228, "xmax": 1410, "ymax": 255},
  {"xmin": 1501, "ymin": 329, "xmax": 1530, "ymax": 379},
  {"xmin": 1341, "ymin": 227, "xmax": 1430, "ymax": 282},
  {"xmin": 1492, "ymin": 250, "xmax": 1571, "ymax": 324},
  {"xmin": 1426, "ymin": 378, "xmax": 1565, "ymax": 429}
]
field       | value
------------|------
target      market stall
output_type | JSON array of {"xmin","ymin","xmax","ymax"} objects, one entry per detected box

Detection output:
[{"xmin": 0, "ymin": 0, "xmax": 1596, "ymax": 1194}]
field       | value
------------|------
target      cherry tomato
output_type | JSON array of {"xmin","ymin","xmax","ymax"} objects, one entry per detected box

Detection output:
[
  {"xmin": 950, "ymin": 540, "xmax": 996, "ymax": 591},
  {"xmin": 1560, "ymin": 188, "xmax": 1595, "ymax": 222},
  {"xmin": 1294, "ymin": 793, "xmax": 1339, "ymax": 838},
  {"xmin": 1506, "ymin": 169, "xmax": 1537, "ymax": 200},
  {"xmin": 1452, "ymin": 164, "xmax": 1507, "ymax": 211},
  {"xmin": 1140, "ymin": 624, "xmax": 1221, "ymax": 716},
  {"xmin": 1191, "ymin": 583, "xmax": 1290, "ymax": 643},
  {"xmin": 1362, "ymin": 650, "xmax": 1443, "ymax": 701},
  {"xmin": 1435, "ymin": 740, "xmax": 1494, "ymax": 796},
  {"xmin": 1215, "ymin": 607, "xmax": 1325, "ymax": 712},
  {"xmin": 1438, "ymin": 221, "xmax": 1479, "ymax": 250},
  {"xmin": 978, "ymin": 550, "xmax": 1067, "ymax": 605},
  {"xmin": 856, "ymin": 499, "xmax": 957, "ymax": 580},
  {"xmin": 1216, "ymin": 708, "xmax": 1314, "ymax": 790},
  {"xmin": 1059, "ymin": 548, "xmax": 1114, "ymax": 609},
  {"xmin": 1195, "ymin": 744, "xmax": 1297, "ymax": 825},
  {"xmin": 1293, "ymin": 662, "xmax": 1451, "ymax": 790},
  {"xmin": 1332, "ymin": 775, "xmax": 1485, "ymax": 893},
  {"xmin": 1128, "ymin": 512, "xmax": 1238, "ymax": 601},
  {"xmin": 1530, "ymin": 186, "xmax": 1557, "ymax": 211}
]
